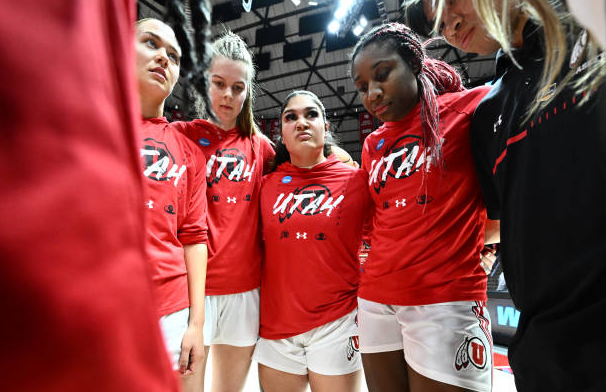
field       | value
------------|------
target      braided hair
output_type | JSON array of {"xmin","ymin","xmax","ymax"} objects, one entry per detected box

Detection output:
[
  {"xmin": 351, "ymin": 22, "xmax": 464, "ymax": 165},
  {"xmin": 163, "ymin": 0, "xmax": 217, "ymax": 121}
]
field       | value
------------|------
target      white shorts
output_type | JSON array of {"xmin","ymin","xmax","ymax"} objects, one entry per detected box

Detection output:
[
  {"xmin": 203, "ymin": 288, "xmax": 259, "ymax": 347},
  {"xmin": 253, "ymin": 310, "xmax": 362, "ymax": 376},
  {"xmin": 159, "ymin": 307, "xmax": 189, "ymax": 370},
  {"xmin": 357, "ymin": 298, "xmax": 493, "ymax": 392}
]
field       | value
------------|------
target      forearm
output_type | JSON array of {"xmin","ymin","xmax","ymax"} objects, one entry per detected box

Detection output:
[
  {"xmin": 484, "ymin": 219, "xmax": 500, "ymax": 244},
  {"xmin": 183, "ymin": 243, "xmax": 208, "ymax": 328}
]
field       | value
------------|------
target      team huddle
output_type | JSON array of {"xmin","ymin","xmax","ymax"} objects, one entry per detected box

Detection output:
[{"xmin": 4, "ymin": 0, "xmax": 605, "ymax": 392}]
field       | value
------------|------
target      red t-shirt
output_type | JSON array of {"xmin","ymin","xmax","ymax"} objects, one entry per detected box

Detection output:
[
  {"xmin": 141, "ymin": 118, "xmax": 208, "ymax": 316},
  {"xmin": 176, "ymin": 119, "xmax": 275, "ymax": 295},
  {"xmin": 259, "ymin": 155, "xmax": 370, "ymax": 339},
  {"xmin": 360, "ymin": 87, "xmax": 491, "ymax": 306},
  {"xmin": 0, "ymin": 1, "xmax": 179, "ymax": 391}
]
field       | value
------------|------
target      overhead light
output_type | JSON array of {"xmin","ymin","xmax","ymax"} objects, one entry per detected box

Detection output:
[
  {"xmin": 328, "ymin": 20, "xmax": 340, "ymax": 34},
  {"xmin": 328, "ymin": 0, "xmax": 365, "ymax": 37},
  {"xmin": 334, "ymin": 7, "xmax": 347, "ymax": 20},
  {"xmin": 309, "ymin": 0, "xmax": 318, "ymax": 4},
  {"xmin": 291, "ymin": 0, "xmax": 301, "ymax": 5},
  {"xmin": 360, "ymin": 16, "xmax": 368, "ymax": 27},
  {"xmin": 353, "ymin": 24, "xmax": 363, "ymax": 36}
]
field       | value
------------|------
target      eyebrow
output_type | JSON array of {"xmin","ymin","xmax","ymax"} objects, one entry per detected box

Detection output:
[
  {"xmin": 143, "ymin": 31, "xmax": 181, "ymax": 57},
  {"xmin": 210, "ymin": 75, "xmax": 246, "ymax": 85},
  {"xmin": 353, "ymin": 59, "xmax": 390, "ymax": 82},
  {"xmin": 282, "ymin": 106, "xmax": 318, "ymax": 115}
]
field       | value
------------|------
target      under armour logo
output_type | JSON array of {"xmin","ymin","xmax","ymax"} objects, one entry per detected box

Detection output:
[
  {"xmin": 493, "ymin": 114, "xmax": 502, "ymax": 133},
  {"xmin": 146, "ymin": 200, "xmax": 154, "ymax": 209},
  {"xmin": 395, "ymin": 199, "xmax": 406, "ymax": 207},
  {"xmin": 296, "ymin": 232, "xmax": 307, "ymax": 239},
  {"xmin": 227, "ymin": 197, "xmax": 237, "ymax": 203}
]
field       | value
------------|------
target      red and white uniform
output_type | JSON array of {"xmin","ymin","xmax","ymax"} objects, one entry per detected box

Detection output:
[
  {"xmin": 141, "ymin": 118, "xmax": 208, "ymax": 316},
  {"xmin": 259, "ymin": 155, "xmax": 370, "ymax": 339},
  {"xmin": 0, "ymin": 0, "xmax": 179, "ymax": 390},
  {"xmin": 176, "ymin": 119, "xmax": 275, "ymax": 295},
  {"xmin": 360, "ymin": 87, "xmax": 491, "ymax": 306}
]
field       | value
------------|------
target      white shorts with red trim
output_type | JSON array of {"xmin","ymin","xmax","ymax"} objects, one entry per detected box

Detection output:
[
  {"xmin": 253, "ymin": 310, "xmax": 361, "ymax": 376},
  {"xmin": 203, "ymin": 288, "xmax": 259, "ymax": 347},
  {"xmin": 159, "ymin": 307, "xmax": 189, "ymax": 370},
  {"xmin": 357, "ymin": 298, "xmax": 493, "ymax": 392}
]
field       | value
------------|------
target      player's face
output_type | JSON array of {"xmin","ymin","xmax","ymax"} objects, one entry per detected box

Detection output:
[
  {"xmin": 135, "ymin": 19, "xmax": 181, "ymax": 101},
  {"xmin": 353, "ymin": 42, "xmax": 419, "ymax": 123},
  {"xmin": 281, "ymin": 94, "xmax": 327, "ymax": 159},
  {"xmin": 208, "ymin": 56, "xmax": 249, "ymax": 130},
  {"xmin": 425, "ymin": 0, "xmax": 501, "ymax": 54}
]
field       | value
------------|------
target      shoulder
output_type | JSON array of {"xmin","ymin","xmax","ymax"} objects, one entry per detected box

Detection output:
[
  {"xmin": 440, "ymin": 87, "xmax": 492, "ymax": 115},
  {"xmin": 255, "ymin": 132, "xmax": 276, "ymax": 154}
]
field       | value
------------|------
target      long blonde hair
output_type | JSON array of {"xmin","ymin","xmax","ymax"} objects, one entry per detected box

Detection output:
[
  {"xmin": 432, "ymin": 0, "xmax": 605, "ymax": 121},
  {"xmin": 210, "ymin": 31, "xmax": 260, "ymax": 138}
]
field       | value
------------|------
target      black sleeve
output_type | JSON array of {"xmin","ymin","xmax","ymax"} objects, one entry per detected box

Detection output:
[{"xmin": 470, "ymin": 112, "xmax": 501, "ymax": 220}]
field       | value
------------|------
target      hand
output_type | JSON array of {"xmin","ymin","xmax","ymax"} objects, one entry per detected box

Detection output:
[
  {"xmin": 480, "ymin": 246, "xmax": 497, "ymax": 275},
  {"xmin": 179, "ymin": 325, "xmax": 205, "ymax": 377}
]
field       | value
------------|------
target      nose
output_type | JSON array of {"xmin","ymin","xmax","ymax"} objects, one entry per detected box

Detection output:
[
  {"xmin": 155, "ymin": 47, "xmax": 169, "ymax": 67},
  {"xmin": 295, "ymin": 115, "xmax": 309, "ymax": 130},
  {"xmin": 368, "ymin": 81, "xmax": 383, "ymax": 103},
  {"xmin": 442, "ymin": 12, "xmax": 462, "ymax": 40},
  {"xmin": 223, "ymin": 87, "xmax": 234, "ymax": 99}
]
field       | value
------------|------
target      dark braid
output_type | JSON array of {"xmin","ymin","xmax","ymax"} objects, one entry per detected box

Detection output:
[
  {"xmin": 164, "ymin": 0, "xmax": 217, "ymax": 121},
  {"xmin": 351, "ymin": 22, "xmax": 464, "ymax": 166}
]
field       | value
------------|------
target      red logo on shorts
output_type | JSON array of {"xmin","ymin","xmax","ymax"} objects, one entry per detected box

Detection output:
[
  {"xmin": 347, "ymin": 336, "xmax": 360, "ymax": 361},
  {"xmin": 454, "ymin": 336, "xmax": 487, "ymax": 371}
]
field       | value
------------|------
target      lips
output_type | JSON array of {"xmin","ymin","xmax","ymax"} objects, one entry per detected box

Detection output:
[
  {"xmin": 297, "ymin": 131, "xmax": 312, "ymax": 141},
  {"xmin": 150, "ymin": 67, "xmax": 167, "ymax": 81},
  {"xmin": 461, "ymin": 27, "xmax": 475, "ymax": 51},
  {"xmin": 373, "ymin": 103, "xmax": 389, "ymax": 117}
]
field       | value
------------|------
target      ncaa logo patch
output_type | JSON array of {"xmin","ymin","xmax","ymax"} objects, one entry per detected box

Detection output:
[
  {"xmin": 454, "ymin": 336, "xmax": 487, "ymax": 371},
  {"xmin": 199, "ymin": 138, "xmax": 211, "ymax": 146},
  {"xmin": 282, "ymin": 176, "xmax": 292, "ymax": 184},
  {"xmin": 376, "ymin": 138, "xmax": 385, "ymax": 150}
]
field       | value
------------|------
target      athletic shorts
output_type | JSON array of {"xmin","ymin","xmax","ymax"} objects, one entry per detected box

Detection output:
[
  {"xmin": 159, "ymin": 307, "xmax": 189, "ymax": 370},
  {"xmin": 357, "ymin": 298, "xmax": 493, "ymax": 392},
  {"xmin": 203, "ymin": 288, "xmax": 259, "ymax": 347},
  {"xmin": 253, "ymin": 310, "xmax": 361, "ymax": 376}
]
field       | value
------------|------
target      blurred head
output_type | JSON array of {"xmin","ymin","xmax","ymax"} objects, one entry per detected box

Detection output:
[
  {"xmin": 273, "ymin": 91, "xmax": 337, "ymax": 169},
  {"xmin": 423, "ymin": 0, "xmax": 502, "ymax": 54},
  {"xmin": 135, "ymin": 19, "xmax": 181, "ymax": 108},
  {"xmin": 209, "ymin": 32, "xmax": 258, "ymax": 136}
]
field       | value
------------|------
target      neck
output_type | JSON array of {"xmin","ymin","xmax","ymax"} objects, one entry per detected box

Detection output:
[
  {"xmin": 512, "ymin": 12, "xmax": 530, "ymax": 49},
  {"xmin": 209, "ymin": 118, "xmax": 236, "ymax": 131},
  {"xmin": 140, "ymin": 97, "xmax": 164, "ymax": 119},
  {"xmin": 290, "ymin": 148, "xmax": 326, "ymax": 169}
]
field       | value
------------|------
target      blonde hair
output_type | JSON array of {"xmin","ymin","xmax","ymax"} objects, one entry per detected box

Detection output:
[
  {"xmin": 210, "ymin": 31, "xmax": 259, "ymax": 138},
  {"xmin": 432, "ymin": 0, "xmax": 605, "ymax": 122}
]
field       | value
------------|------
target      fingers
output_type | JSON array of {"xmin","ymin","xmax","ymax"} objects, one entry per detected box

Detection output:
[
  {"xmin": 479, "ymin": 247, "xmax": 497, "ymax": 274},
  {"xmin": 178, "ymin": 346, "xmax": 193, "ymax": 376}
]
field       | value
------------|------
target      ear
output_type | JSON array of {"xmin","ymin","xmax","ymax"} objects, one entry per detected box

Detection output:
[{"xmin": 411, "ymin": 61, "xmax": 421, "ymax": 76}]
